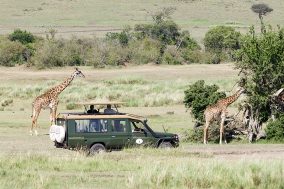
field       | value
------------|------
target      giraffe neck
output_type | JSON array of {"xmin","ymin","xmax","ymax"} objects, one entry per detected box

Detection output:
[
  {"xmin": 51, "ymin": 75, "xmax": 75, "ymax": 97},
  {"xmin": 218, "ymin": 90, "xmax": 243, "ymax": 107}
]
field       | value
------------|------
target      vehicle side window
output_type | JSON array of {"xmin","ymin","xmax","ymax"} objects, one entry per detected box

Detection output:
[
  {"xmin": 131, "ymin": 121, "xmax": 148, "ymax": 133},
  {"xmin": 109, "ymin": 119, "xmax": 127, "ymax": 132},
  {"xmin": 75, "ymin": 120, "xmax": 90, "ymax": 132},
  {"xmin": 75, "ymin": 119, "xmax": 107, "ymax": 133}
]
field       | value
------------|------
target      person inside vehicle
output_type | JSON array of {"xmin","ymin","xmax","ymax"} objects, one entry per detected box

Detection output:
[
  {"xmin": 104, "ymin": 104, "xmax": 117, "ymax": 114},
  {"xmin": 87, "ymin": 105, "xmax": 99, "ymax": 114},
  {"xmin": 131, "ymin": 121, "xmax": 144, "ymax": 132}
]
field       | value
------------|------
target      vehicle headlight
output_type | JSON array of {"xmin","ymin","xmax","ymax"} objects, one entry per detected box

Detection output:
[{"xmin": 173, "ymin": 134, "xmax": 179, "ymax": 140}]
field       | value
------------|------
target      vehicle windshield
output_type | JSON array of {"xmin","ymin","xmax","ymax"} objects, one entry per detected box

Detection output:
[{"xmin": 130, "ymin": 120, "xmax": 151, "ymax": 133}]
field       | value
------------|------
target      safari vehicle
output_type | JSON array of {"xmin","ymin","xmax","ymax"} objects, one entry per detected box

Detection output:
[{"xmin": 49, "ymin": 102, "xmax": 179, "ymax": 154}]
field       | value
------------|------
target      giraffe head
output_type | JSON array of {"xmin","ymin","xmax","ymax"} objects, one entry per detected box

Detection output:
[{"xmin": 72, "ymin": 68, "xmax": 85, "ymax": 78}]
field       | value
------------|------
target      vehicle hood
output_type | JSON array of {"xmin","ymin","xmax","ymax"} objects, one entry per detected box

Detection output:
[{"xmin": 153, "ymin": 131, "xmax": 175, "ymax": 138}]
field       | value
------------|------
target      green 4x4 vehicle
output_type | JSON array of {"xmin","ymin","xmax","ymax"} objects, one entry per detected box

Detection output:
[{"xmin": 49, "ymin": 102, "xmax": 179, "ymax": 154}]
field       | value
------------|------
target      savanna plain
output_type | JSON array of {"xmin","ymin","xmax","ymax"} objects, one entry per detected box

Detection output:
[{"xmin": 0, "ymin": 65, "xmax": 283, "ymax": 189}]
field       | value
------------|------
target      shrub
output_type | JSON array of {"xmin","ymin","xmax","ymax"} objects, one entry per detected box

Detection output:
[
  {"xmin": 178, "ymin": 31, "xmax": 200, "ymax": 50},
  {"xmin": 183, "ymin": 123, "xmax": 220, "ymax": 143},
  {"xmin": 204, "ymin": 26, "xmax": 241, "ymax": 52},
  {"xmin": 61, "ymin": 37, "xmax": 94, "ymax": 66},
  {"xmin": 181, "ymin": 49, "xmax": 201, "ymax": 63},
  {"xmin": 31, "ymin": 37, "xmax": 95, "ymax": 68},
  {"xmin": 30, "ymin": 40, "xmax": 64, "ymax": 69},
  {"xmin": 181, "ymin": 50, "xmax": 220, "ymax": 64},
  {"xmin": 134, "ymin": 14, "xmax": 180, "ymax": 45},
  {"xmin": 8, "ymin": 29, "xmax": 35, "ymax": 44},
  {"xmin": 92, "ymin": 40, "xmax": 130, "ymax": 67},
  {"xmin": 265, "ymin": 115, "xmax": 284, "ymax": 142},
  {"xmin": 0, "ymin": 39, "xmax": 26, "ymax": 66},
  {"xmin": 184, "ymin": 80, "xmax": 226, "ymax": 122},
  {"xmin": 1, "ymin": 99, "xmax": 13, "ymax": 107},
  {"xmin": 204, "ymin": 26, "xmax": 241, "ymax": 61},
  {"xmin": 106, "ymin": 27, "xmax": 131, "ymax": 47},
  {"xmin": 129, "ymin": 38, "xmax": 161, "ymax": 64},
  {"xmin": 162, "ymin": 46, "xmax": 184, "ymax": 65},
  {"xmin": 235, "ymin": 26, "xmax": 284, "ymax": 122}
]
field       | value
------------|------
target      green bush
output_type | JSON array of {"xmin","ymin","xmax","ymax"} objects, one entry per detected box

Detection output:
[
  {"xmin": 93, "ymin": 40, "xmax": 130, "ymax": 67},
  {"xmin": 162, "ymin": 46, "xmax": 184, "ymax": 65},
  {"xmin": 183, "ymin": 123, "xmax": 220, "ymax": 143},
  {"xmin": 31, "ymin": 37, "xmax": 95, "ymax": 68},
  {"xmin": 181, "ymin": 49, "xmax": 201, "ymax": 63},
  {"xmin": 8, "ymin": 29, "xmax": 35, "ymax": 44},
  {"xmin": 30, "ymin": 40, "xmax": 64, "ymax": 69},
  {"xmin": 106, "ymin": 27, "xmax": 131, "ymax": 47},
  {"xmin": 178, "ymin": 31, "xmax": 200, "ymax": 50},
  {"xmin": 61, "ymin": 37, "xmax": 94, "ymax": 66},
  {"xmin": 204, "ymin": 26, "xmax": 241, "ymax": 52},
  {"xmin": 184, "ymin": 80, "xmax": 226, "ymax": 122},
  {"xmin": 265, "ymin": 115, "xmax": 284, "ymax": 142},
  {"xmin": 204, "ymin": 26, "xmax": 241, "ymax": 61},
  {"xmin": 128, "ymin": 38, "xmax": 161, "ymax": 64},
  {"xmin": 235, "ymin": 26, "xmax": 284, "ymax": 122},
  {"xmin": 0, "ymin": 39, "xmax": 26, "ymax": 66},
  {"xmin": 134, "ymin": 12, "xmax": 180, "ymax": 46}
]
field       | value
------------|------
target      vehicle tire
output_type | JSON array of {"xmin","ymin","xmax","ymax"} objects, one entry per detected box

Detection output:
[
  {"xmin": 89, "ymin": 143, "xmax": 106, "ymax": 155},
  {"xmin": 159, "ymin": 141, "xmax": 173, "ymax": 148}
]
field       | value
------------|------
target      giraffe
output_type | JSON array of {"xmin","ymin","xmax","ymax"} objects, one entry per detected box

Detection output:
[
  {"xmin": 30, "ymin": 68, "xmax": 85, "ymax": 136},
  {"xmin": 203, "ymin": 87, "xmax": 245, "ymax": 144}
]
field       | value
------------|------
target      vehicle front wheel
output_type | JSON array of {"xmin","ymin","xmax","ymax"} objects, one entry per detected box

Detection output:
[
  {"xmin": 89, "ymin": 143, "xmax": 106, "ymax": 155},
  {"xmin": 159, "ymin": 141, "xmax": 173, "ymax": 148}
]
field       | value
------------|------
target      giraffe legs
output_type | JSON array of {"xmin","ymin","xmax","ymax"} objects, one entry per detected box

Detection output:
[
  {"xmin": 203, "ymin": 120, "xmax": 210, "ymax": 144},
  {"xmin": 219, "ymin": 114, "xmax": 226, "ymax": 144},
  {"xmin": 51, "ymin": 107, "xmax": 57, "ymax": 125},
  {"xmin": 50, "ymin": 100, "xmax": 59, "ymax": 125},
  {"xmin": 31, "ymin": 107, "xmax": 41, "ymax": 136}
]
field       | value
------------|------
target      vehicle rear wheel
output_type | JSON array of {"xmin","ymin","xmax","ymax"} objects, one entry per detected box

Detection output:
[
  {"xmin": 159, "ymin": 141, "xmax": 173, "ymax": 148},
  {"xmin": 89, "ymin": 143, "xmax": 106, "ymax": 155}
]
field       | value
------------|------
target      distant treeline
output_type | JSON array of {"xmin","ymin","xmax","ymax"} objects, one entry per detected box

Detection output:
[{"xmin": 0, "ymin": 11, "xmax": 241, "ymax": 69}]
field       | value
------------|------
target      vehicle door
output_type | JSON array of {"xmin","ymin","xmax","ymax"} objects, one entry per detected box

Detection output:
[
  {"xmin": 67, "ymin": 119, "xmax": 87, "ymax": 148},
  {"xmin": 83, "ymin": 119, "xmax": 109, "ymax": 147},
  {"xmin": 107, "ymin": 119, "xmax": 131, "ymax": 149},
  {"xmin": 129, "ymin": 120, "xmax": 156, "ymax": 147},
  {"xmin": 68, "ymin": 119, "xmax": 109, "ymax": 148}
]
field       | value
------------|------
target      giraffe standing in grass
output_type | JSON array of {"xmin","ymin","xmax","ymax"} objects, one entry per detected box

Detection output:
[
  {"xmin": 30, "ymin": 68, "xmax": 85, "ymax": 135},
  {"xmin": 203, "ymin": 88, "xmax": 245, "ymax": 144}
]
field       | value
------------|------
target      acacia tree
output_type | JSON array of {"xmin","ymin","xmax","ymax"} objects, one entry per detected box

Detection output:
[
  {"xmin": 235, "ymin": 26, "xmax": 284, "ymax": 140},
  {"xmin": 251, "ymin": 3, "xmax": 273, "ymax": 33}
]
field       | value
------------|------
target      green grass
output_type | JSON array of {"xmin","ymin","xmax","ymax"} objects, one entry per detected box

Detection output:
[
  {"xmin": 0, "ymin": 149, "xmax": 283, "ymax": 189},
  {"xmin": 0, "ymin": 64, "xmax": 239, "ymax": 134},
  {"xmin": 0, "ymin": 76, "xmax": 237, "ymax": 109},
  {"xmin": 1, "ymin": 0, "xmax": 284, "ymax": 40},
  {"xmin": 0, "ymin": 64, "xmax": 282, "ymax": 188}
]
